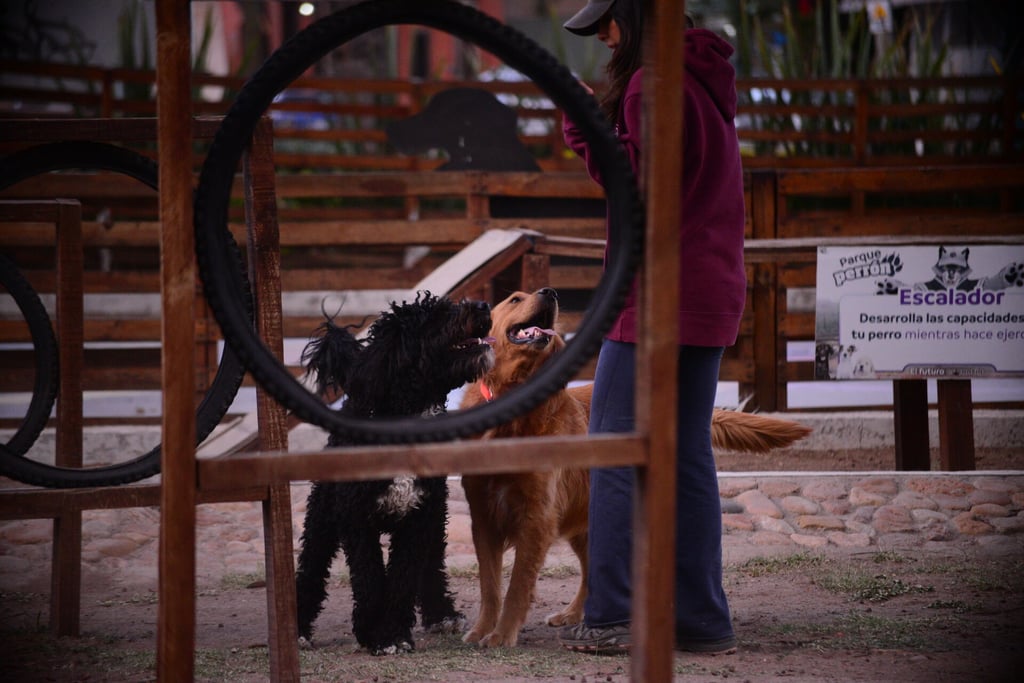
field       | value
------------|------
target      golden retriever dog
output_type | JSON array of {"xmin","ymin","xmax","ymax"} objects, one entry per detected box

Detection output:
[{"xmin": 460, "ymin": 287, "xmax": 812, "ymax": 648}]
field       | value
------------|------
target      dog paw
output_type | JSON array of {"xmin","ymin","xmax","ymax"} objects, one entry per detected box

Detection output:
[
  {"xmin": 298, "ymin": 635, "xmax": 314, "ymax": 650},
  {"xmin": 545, "ymin": 609, "xmax": 582, "ymax": 627},
  {"xmin": 874, "ymin": 277, "xmax": 902, "ymax": 295},
  {"xmin": 370, "ymin": 639, "xmax": 414, "ymax": 656},
  {"xmin": 480, "ymin": 630, "xmax": 518, "ymax": 648},
  {"xmin": 462, "ymin": 628, "xmax": 485, "ymax": 644},
  {"xmin": 426, "ymin": 613, "xmax": 466, "ymax": 634},
  {"xmin": 1000, "ymin": 262, "xmax": 1024, "ymax": 288}
]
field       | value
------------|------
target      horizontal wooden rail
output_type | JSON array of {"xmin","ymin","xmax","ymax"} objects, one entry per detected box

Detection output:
[
  {"xmin": 776, "ymin": 165, "xmax": 1024, "ymax": 193},
  {"xmin": 0, "ymin": 484, "xmax": 270, "ymax": 520},
  {"xmin": 197, "ymin": 433, "xmax": 646, "ymax": 491}
]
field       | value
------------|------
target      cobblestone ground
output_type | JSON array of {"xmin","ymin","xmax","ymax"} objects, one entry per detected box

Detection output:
[{"xmin": 1, "ymin": 472, "xmax": 1022, "ymax": 594}]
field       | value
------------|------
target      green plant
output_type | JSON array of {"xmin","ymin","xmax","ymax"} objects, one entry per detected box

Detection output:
[
  {"xmin": 117, "ymin": 0, "xmax": 151, "ymax": 102},
  {"xmin": 732, "ymin": 0, "xmax": 987, "ymax": 161}
]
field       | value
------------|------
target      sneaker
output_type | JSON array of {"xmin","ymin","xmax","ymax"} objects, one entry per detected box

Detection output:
[
  {"xmin": 675, "ymin": 634, "xmax": 737, "ymax": 655},
  {"xmin": 558, "ymin": 622, "xmax": 631, "ymax": 653}
]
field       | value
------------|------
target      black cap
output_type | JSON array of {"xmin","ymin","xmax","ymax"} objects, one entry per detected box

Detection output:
[{"xmin": 563, "ymin": 0, "xmax": 614, "ymax": 36}]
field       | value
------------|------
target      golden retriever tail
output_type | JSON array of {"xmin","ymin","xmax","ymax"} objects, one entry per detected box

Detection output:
[{"xmin": 711, "ymin": 410, "xmax": 812, "ymax": 453}]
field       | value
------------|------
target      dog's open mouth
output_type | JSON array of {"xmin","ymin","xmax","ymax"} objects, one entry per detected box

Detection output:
[
  {"xmin": 508, "ymin": 324, "xmax": 556, "ymax": 347},
  {"xmin": 452, "ymin": 336, "xmax": 495, "ymax": 351}
]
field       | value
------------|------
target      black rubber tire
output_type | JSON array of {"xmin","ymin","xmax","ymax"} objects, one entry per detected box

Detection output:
[
  {"xmin": 0, "ymin": 141, "xmax": 251, "ymax": 488},
  {"xmin": 0, "ymin": 252, "xmax": 59, "ymax": 457},
  {"xmin": 195, "ymin": 0, "xmax": 642, "ymax": 444}
]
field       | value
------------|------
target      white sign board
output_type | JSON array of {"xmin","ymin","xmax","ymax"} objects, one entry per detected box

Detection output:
[{"xmin": 814, "ymin": 244, "xmax": 1024, "ymax": 380}]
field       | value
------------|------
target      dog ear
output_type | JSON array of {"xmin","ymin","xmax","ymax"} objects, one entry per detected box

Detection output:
[{"xmin": 301, "ymin": 319, "xmax": 363, "ymax": 397}]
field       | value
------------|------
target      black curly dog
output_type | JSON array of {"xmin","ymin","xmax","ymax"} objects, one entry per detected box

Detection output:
[{"xmin": 295, "ymin": 292, "xmax": 494, "ymax": 655}]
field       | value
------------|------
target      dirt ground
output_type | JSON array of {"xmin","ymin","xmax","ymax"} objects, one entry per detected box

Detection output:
[
  {"xmin": 2, "ymin": 545, "xmax": 1022, "ymax": 682},
  {"xmin": 2, "ymin": 447, "xmax": 1021, "ymax": 682}
]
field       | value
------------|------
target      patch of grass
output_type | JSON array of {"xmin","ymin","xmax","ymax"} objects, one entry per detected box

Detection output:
[
  {"xmin": 816, "ymin": 570, "xmax": 933, "ymax": 602},
  {"xmin": 733, "ymin": 552, "xmax": 828, "ymax": 577},
  {"xmin": 194, "ymin": 647, "xmax": 270, "ymax": 678},
  {"xmin": 764, "ymin": 610, "xmax": 961, "ymax": 652},
  {"xmin": 539, "ymin": 562, "xmax": 580, "ymax": 579},
  {"xmin": 447, "ymin": 562, "xmax": 580, "ymax": 581},
  {"xmin": 0, "ymin": 591, "xmax": 43, "ymax": 604},
  {"xmin": 674, "ymin": 660, "xmax": 737, "ymax": 677},
  {"xmin": 95, "ymin": 591, "xmax": 159, "ymax": 607},
  {"xmin": 927, "ymin": 599, "xmax": 969, "ymax": 612},
  {"xmin": 871, "ymin": 550, "xmax": 912, "ymax": 564},
  {"xmin": 911, "ymin": 557, "xmax": 1024, "ymax": 592},
  {"xmin": 296, "ymin": 632, "xmax": 624, "ymax": 682},
  {"xmin": 447, "ymin": 563, "xmax": 480, "ymax": 579},
  {"xmin": 219, "ymin": 571, "xmax": 266, "ymax": 591},
  {"xmin": 4, "ymin": 632, "xmax": 156, "ymax": 680},
  {"xmin": 957, "ymin": 561, "xmax": 1024, "ymax": 592},
  {"xmin": 93, "ymin": 647, "xmax": 156, "ymax": 676}
]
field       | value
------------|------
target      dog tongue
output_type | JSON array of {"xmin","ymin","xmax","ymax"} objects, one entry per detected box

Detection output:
[
  {"xmin": 517, "ymin": 326, "xmax": 555, "ymax": 339},
  {"xmin": 483, "ymin": 336, "xmax": 496, "ymax": 345}
]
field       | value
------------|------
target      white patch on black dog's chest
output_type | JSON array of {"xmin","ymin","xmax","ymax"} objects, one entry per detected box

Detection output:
[
  {"xmin": 374, "ymin": 406, "xmax": 440, "ymax": 516},
  {"xmin": 377, "ymin": 475, "xmax": 423, "ymax": 515}
]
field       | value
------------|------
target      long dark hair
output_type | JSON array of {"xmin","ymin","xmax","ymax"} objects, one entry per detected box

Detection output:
[
  {"xmin": 598, "ymin": 2, "xmax": 695, "ymax": 123},
  {"xmin": 600, "ymin": 0, "xmax": 643, "ymax": 122}
]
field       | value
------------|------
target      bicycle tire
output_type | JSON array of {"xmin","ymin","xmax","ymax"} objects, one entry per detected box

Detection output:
[
  {"xmin": 0, "ymin": 252, "xmax": 59, "ymax": 457},
  {"xmin": 194, "ymin": 0, "xmax": 642, "ymax": 445},
  {"xmin": 0, "ymin": 141, "xmax": 251, "ymax": 488}
]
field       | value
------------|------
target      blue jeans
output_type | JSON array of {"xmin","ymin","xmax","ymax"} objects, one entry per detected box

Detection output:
[{"xmin": 585, "ymin": 339, "xmax": 733, "ymax": 643}]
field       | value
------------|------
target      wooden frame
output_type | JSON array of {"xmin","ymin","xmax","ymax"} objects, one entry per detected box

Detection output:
[
  {"xmin": 0, "ymin": 199, "xmax": 83, "ymax": 634},
  {"xmin": 150, "ymin": 1, "xmax": 681, "ymax": 681},
  {"xmin": 4, "ymin": 165, "xmax": 1020, "ymax": 414}
]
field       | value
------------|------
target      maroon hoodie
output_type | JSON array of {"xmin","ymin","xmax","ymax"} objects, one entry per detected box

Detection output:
[{"xmin": 563, "ymin": 28, "xmax": 746, "ymax": 347}]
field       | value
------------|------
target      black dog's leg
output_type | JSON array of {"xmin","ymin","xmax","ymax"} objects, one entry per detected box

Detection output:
[
  {"xmin": 340, "ymin": 525, "xmax": 389, "ymax": 653},
  {"xmin": 295, "ymin": 483, "xmax": 341, "ymax": 642},
  {"xmin": 413, "ymin": 478, "xmax": 463, "ymax": 632},
  {"xmin": 378, "ymin": 523, "xmax": 428, "ymax": 651}
]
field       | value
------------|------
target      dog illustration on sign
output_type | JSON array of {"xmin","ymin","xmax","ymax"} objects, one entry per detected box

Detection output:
[
  {"xmin": 876, "ymin": 246, "xmax": 1023, "ymax": 295},
  {"xmin": 834, "ymin": 344, "xmax": 875, "ymax": 379}
]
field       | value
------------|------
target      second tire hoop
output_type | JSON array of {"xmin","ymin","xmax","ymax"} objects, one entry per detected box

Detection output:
[
  {"xmin": 194, "ymin": 0, "xmax": 643, "ymax": 444},
  {"xmin": 0, "ymin": 141, "xmax": 251, "ymax": 488}
]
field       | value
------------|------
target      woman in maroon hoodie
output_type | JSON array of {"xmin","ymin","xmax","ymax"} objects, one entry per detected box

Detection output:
[{"xmin": 559, "ymin": 0, "xmax": 744, "ymax": 655}]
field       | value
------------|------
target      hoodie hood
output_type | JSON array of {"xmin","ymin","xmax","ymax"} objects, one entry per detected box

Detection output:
[{"xmin": 684, "ymin": 28, "xmax": 737, "ymax": 121}]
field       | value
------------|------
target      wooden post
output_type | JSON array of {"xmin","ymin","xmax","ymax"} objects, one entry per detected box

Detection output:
[
  {"xmin": 893, "ymin": 379, "xmax": 930, "ymax": 471},
  {"xmin": 748, "ymin": 170, "xmax": 779, "ymax": 411},
  {"xmin": 633, "ymin": 1, "xmax": 685, "ymax": 680},
  {"xmin": 243, "ymin": 117, "xmax": 301, "ymax": 683},
  {"xmin": 938, "ymin": 379, "xmax": 976, "ymax": 470},
  {"xmin": 854, "ymin": 82, "xmax": 869, "ymax": 166},
  {"xmin": 51, "ymin": 199, "xmax": 84, "ymax": 636},
  {"xmin": 518, "ymin": 252, "xmax": 550, "ymax": 293},
  {"xmin": 155, "ymin": 0, "xmax": 197, "ymax": 680}
]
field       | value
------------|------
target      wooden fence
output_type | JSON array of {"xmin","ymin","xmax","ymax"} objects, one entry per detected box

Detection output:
[
  {"xmin": 1, "ymin": 61, "xmax": 1021, "ymax": 169},
  {"xmin": 3, "ymin": 127, "xmax": 1022, "ymax": 423}
]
